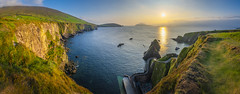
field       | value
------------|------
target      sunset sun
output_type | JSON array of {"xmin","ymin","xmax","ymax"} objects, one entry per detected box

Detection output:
[{"xmin": 161, "ymin": 13, "xmax": 166, "ymax": 17}]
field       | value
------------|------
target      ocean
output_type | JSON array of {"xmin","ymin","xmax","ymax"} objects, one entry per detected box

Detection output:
[{"xmin": 66, "ymin": 20, "xmax": 240, "ymax": 94}]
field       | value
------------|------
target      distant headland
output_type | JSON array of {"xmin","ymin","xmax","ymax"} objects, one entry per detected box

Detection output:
[
  {"xmin": 135, "ymin": 23, "xmax": 153, "ymax": 26},
  {"xmin": 97, "ymin": 23, "xmax": 123, "ymax": 27}
]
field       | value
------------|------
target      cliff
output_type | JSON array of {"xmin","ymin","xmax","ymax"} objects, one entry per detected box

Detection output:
[
  {"xmin": 148, "ymin": 30, "xmax": 240, "ymax": 94},
  {"xmin": 0, "ymin": 6, "xmax": 96, "ymax": 93},
  {"xmin": 151, "ymin": 53, "xmax": 178, "ymax": 86},
  {"xmin": 172, "ymin": 29, "xmax": 240, "ymax": 44}
]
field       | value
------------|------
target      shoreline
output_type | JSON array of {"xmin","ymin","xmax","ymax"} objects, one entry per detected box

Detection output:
[{"xmin": 63, "ymin": 26, "xmax": 97, "ymax": 75}]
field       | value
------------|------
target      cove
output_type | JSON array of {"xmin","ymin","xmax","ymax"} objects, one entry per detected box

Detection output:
[{"xmin": 66, "ymin": 25, "xmax": 235, "ymax": 94}]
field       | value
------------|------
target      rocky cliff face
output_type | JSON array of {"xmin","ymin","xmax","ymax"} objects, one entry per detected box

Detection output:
[
  {"xmin": 0, "ymin": 6, "xmax": 97, "ymax": 94},
  {"xmin": 14, "ymin": 22, "xmax": 96, "ymax": 68},
  {"xmin": 143, "ymin": 39, "xmax": 161, "ymax": 60},
  {"xmin": 16, "ymin": 22, "xmax": 61, "ymax": 61}
]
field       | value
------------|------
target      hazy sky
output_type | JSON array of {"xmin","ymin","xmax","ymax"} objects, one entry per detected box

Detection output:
[{"xmin": 1, "ymin": 0, "xmax": 240, "ymax": 25}]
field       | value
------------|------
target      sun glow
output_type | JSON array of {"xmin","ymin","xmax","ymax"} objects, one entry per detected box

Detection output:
[
  {"xmin": 158, "ymin": 27, "xmax": 168, "ymax": 54},
  {"xmin": 161, "ymin": 13, "xmax": 166, "ymax": 17}
]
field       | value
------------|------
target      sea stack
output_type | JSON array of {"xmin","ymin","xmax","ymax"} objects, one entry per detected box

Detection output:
[{"xmin": 143, "ymin": 39, "xmax": 161, "ymax": 60}]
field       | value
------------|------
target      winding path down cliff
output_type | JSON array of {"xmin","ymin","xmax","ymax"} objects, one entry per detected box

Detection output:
[{"xmin": 122, "ymin": 57, "xmax": 177, "ymax": 94}]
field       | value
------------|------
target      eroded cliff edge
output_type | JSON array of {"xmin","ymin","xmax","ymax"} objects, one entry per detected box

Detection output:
[
  {"xmin": 148, "ymin": 30, "xmax": 240, "ymax": 94},
  {"xmin": 0, "ymin": 6, "xmax": 96, "ymax": 94}
]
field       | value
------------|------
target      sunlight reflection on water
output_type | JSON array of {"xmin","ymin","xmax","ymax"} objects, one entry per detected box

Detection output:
[{"xmin": 158, "ymin": 27, "xmax": 168, "ymax": 54}]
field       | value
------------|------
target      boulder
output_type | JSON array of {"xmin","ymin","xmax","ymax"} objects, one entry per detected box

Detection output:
[
  {"xmin": 117, "ymin": 43, "xmax": 124, "ymax": 47},
  {"xmin": 143, "ymin": 39, "xmax": 161, "ymax": 60},
  {"xmin": 64, "ymin": 61, "xmax": 77, "ymax": 74},
  {"xmin": 175, "ymin": 47, "xmax": 180, "ymax": 50}
]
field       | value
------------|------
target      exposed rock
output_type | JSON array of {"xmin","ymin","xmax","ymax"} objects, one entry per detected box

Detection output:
[
  {"xmin": 143, "ymin": 39, "xmax": 161, "ymax": 60},
  {"xmin": 151, "ymin": 53, "xmax": 178, "ymax": 86},
  {"xmin": 175, "ymin": 47, "xmax": 180, "ymax": 50},
  {"xmin": 15, "ymin": 22, "xmax": 96, "ymax": 69},
  {"xmin": 129, "ymin": 38, "xmax": 133, "ymax": 40},
  {"xmin": 65, "ymin": 47, "xmax": 70, "ymax": 52},
  {"xmin": 64, "ymin": 61, "xmax": 77, "ymax": 74},
  {"xmin": 117, "ymin": 43, "xmax": 124, "ymax": 47},
  {"xmin": 172, "ymin": 33, "xmax": 201, "ymax": 44}
]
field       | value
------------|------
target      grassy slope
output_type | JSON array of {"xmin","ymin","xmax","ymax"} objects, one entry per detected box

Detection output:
[
  {"xmin": 0, "ymin": 6, "xmax": 93, "ymax": 93},
  {"xmin": 0, "ymin": 6, "xmax": 90, "ymax": 24},
  {"xmin": 174, "ymin": 29, "xmax": 240, "ymax": 44},
  {"xmin": 204, "ymin": 32, "xmax": 240, "ymax": 93},
  {"xmin": 148, "ymin": 31, "xmax": 240, "ymax": 94},
  {"xmin": 151, "ymin": 54, "xmax": 176, "ymax": 86}
]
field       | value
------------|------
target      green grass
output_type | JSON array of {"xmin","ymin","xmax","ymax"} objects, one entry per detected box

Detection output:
[
  {"xmin": 169, "ymin": 47, "xmax": 192, "ymax": 72},
  {"xmin": 0, "ymin": 31, "xmax": 91, "ymax": 94},
  {"xmin": 0, "ymin": 16, "xmax": 92, "ymax": 93},
  {"xmin": 148, "ymin": 31, "xmax": 240, "ymax": 94},
  {"xmin": 201, "ymin": 32, "xmax": 240, "ymax": 94},
  {"xmin": 0, "ymin": 6, "xmax": 96, "ymax": 94},
  {"xmin": 0, "ymin": 6, "xmax": 90, "ymax": 24},
  {"xmin": 151, "ymin": 54, "xmax": 178, "ymax": 86},
  {"xmin": 151, "ymin": 62, "xmax": 170, "ymax": 86}
]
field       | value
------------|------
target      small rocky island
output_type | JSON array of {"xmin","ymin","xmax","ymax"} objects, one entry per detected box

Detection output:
[
  {"xmin": 97, "ymin": 23, "xmax": 123, "ymax": 27},
  {"xmin": 143, "ymin": 39, "xmax": 161, "ymax": 60}
]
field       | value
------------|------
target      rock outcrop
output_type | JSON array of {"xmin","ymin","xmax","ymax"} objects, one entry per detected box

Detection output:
[
  {"xmin": 143, "ymin": 39, "xmax": 161, "ymax": 60},
  {"xmin": 172, "ymin": 29, "xmax": 240, "ymax": 44},
  {"xmin": 65, "ymin": 61, "xmax": 77, "ymax": 74}
]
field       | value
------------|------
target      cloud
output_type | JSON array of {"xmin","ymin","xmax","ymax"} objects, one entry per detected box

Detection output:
[
  {"xmin": 0, "ymin": 0, "xmax": 44, "ymax": 7},
  {"xmin": 0, "ymin": 0, "xmax": 22, "ymax": 7},
  {"xmin": 32, "ymin": 0, "xmax": 43, "ymax": 5}
]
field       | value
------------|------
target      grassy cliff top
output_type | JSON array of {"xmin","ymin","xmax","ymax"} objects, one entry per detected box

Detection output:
[
  {"xmin": 149, "ymin": 30, "xmax": 240, "ymax": 94},
  {"xmin": 0, "ymin": 6, "xmax": 91, "ymax": 24}
]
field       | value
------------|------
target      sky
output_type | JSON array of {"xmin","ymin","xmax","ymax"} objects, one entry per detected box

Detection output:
[{"xmin": 0, "ymin": 0, "xmax": 240, "ymax": 25}]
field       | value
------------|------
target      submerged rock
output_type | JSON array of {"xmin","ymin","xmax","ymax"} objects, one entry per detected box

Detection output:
[{"xmin": 143, "ymin": 39, "xmax": 161, "ymax": 60}]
